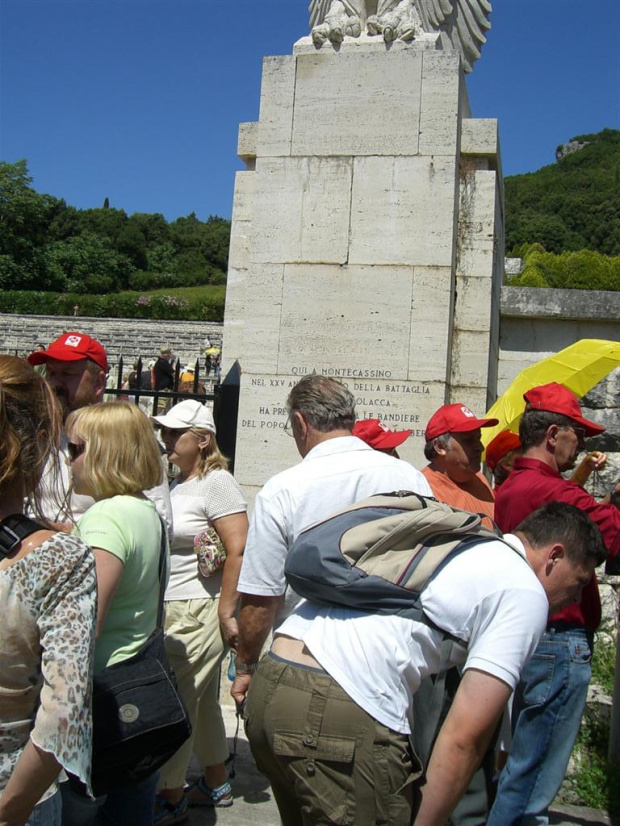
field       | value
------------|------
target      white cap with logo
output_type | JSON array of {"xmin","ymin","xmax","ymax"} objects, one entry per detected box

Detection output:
[{"xmin": 152, "ymin": 399, "xmax": 216, "ymax": 434}]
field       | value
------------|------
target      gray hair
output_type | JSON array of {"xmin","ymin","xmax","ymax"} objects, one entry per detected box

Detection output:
[
  {"xmin": 423, "ymin": 433, "xmax": 452, "ymax": 461},
  {"xmin": 287, "ymin": 375, "xmax": 356, "ymax": 433},
  {"xmin": 519, "ymin": 408, "xmax": 576, "ymax": 451}
]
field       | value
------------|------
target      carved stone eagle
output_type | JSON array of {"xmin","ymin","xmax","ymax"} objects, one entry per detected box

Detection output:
[{"xmin": 308, "ymin": 0, "xmax": 492, "ymax": 72}]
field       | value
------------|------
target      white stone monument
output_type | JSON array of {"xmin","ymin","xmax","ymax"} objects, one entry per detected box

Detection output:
[{"xmin": 222, "ymin": 0, "xmax": 503, "ymax": 501}]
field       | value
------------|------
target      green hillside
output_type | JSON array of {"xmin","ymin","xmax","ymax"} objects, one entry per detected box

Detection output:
[{"xmin": 505, "ymin": 128, "xmax": 620, "ymax": 256}]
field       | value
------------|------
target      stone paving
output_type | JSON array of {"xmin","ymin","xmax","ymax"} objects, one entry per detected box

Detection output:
[{"xmin": 184, "ymin": 706, "xmax": 615, "ymax": 826}]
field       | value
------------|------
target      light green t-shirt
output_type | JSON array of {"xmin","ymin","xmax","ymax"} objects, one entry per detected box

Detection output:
[{"xmin": 75, "ymin": 495, "xmax": 164, "ymax": 673}]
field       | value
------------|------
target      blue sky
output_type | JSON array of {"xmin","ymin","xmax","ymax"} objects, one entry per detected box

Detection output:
[{"xmin": 1, "ymin": 0, "xmax": 618, "ymax": 221}]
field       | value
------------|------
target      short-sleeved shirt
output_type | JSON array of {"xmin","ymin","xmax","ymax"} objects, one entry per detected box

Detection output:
[
  {"xmin": 422, "ymin": 466, "xmax": 495, "ymax": 519},
  {"xmin": 280, "ymin": 535, "xmax": 547, "ymax": 735},
  {"xmin": 495, "ymin": 457, "xmax": 620, "ymax": 630},
  {"xmin": 165, "ymin": 469, "xmax": 247, "ymax": 601},
  {"xmin": 0, "ymin": 534, "xmax": 96, "ymax": 801},
  {"xmin": 75, "ymin": 496, "xmax": 163, "ymax": 672},
  {"xmin": 238, "ymin": 436, "xmax": 432, "ymax": 618}
]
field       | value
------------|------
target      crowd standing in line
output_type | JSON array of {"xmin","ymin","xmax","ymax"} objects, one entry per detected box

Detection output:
[{"xmin": 1, "ymin": 333, "xmax": 619, "ymax": 826}]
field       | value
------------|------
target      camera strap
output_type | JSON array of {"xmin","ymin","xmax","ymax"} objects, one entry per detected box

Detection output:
[{"xmin": 0, "ymin": 514, "xmax": 46, "ymax": 561}]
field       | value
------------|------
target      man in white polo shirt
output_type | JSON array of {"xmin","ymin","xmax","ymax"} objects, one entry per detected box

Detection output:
[
  {"xmin": 232, "ymin": 375, "xmax": 431, "ymax": 707},
  {"xmin": 244, "ymin": 503, "xmax": 605, "ymax": 826}
]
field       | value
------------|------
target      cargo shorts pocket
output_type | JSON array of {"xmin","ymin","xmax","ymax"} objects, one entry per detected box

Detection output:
[{"xmin": 273, "ymin": 730, "xmax": 357, "ymax": 825}]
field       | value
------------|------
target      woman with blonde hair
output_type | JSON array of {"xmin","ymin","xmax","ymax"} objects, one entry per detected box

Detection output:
[
  {"xmin": 0, "ymin": 356, "xmax": 96, "ymax": 825},
  {"xmin": 151, "ymin": 399, "xmax": 248, "ymax": 825},
  {"xmin": 60, "ymin": 402, "xmax": 167, "ymax": 826}
]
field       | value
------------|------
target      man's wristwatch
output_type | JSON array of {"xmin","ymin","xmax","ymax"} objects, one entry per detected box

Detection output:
[{"xmin": 235, "ymin": 660, "xmax": 259, "ymax": 675}]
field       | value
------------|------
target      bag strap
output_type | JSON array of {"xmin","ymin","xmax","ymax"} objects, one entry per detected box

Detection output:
[
  {"xmin": 155, "ymin": 518, "xmax": 169, "ymax": 629},
  {"xmin": 0, "ymin": 514, "xmax": 47, "ymax": 561}
]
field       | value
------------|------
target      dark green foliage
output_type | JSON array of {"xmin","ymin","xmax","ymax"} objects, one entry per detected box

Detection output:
[
  {"xmin": 0, "ymin": 287, "xmax": 225, "ymax": 321},
  {"xmin": 506, "ymin": 129, "xmax": 620, "ymax": 256},
  {"xmin": 0, "ymin": 160, "xmax": 231, "ymax": 300},
  {"xmin": 507, "ymin": 245, "xmax": 620, "ymax": 291}
]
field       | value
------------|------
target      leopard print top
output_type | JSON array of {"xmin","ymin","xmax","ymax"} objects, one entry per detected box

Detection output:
[{"xmin": 0, "ymin": 533, "xmax": 96, "ymax": 801}]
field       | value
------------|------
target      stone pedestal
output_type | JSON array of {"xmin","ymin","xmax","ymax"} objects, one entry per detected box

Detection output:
[{"xmin": 223, "ymin": 36, "xmax": 504, "ymax": 500}]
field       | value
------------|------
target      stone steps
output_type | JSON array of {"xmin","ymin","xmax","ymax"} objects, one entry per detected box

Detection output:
[{"xmin": 0, "ymin": 313, "xmax": 224, "ymax": 371}]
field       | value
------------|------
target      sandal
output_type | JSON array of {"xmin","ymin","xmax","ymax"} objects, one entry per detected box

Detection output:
[
  {"xmin": 186, "ymin": 777, "xmax": 233, "ymax": 808},
  {"xmin": 153, "ymin": 793, "xmax": 189, "ymax": 825}
]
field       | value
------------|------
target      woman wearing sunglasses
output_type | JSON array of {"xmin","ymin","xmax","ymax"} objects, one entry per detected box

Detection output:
[
  {"xmin": 61, "ymin": 402, "xmax": 166, "ymax": 826},
  {"xmin": 151, "ymin": 400, "xmax": 248, "ymax": 825},
  {"xmin": 0, "ymin": 356, "xmax": 96, "ymax": 826}
]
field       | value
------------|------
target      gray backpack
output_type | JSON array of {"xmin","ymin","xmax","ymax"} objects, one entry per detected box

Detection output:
[{"xmin": 284, "ymin": 490, "xmax": 510, "ymax": 629}]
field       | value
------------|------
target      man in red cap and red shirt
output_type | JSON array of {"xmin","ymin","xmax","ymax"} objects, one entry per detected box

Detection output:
[
  {"xmin": 422, "ymin": 403, "xmax": 498, "ymax": 521},
  {"xmin": 487, "ymin": 382, "xmax": 620, "ymax": 826}
]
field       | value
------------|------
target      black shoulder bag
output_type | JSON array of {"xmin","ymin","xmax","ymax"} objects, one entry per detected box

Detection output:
[
  {"xmin": 71, "ymin": 519, "xmax": 192, "ymax": 797},
  {"xmin": 0, "ymin": 514, "xmax": 46, "ymax": 560}
]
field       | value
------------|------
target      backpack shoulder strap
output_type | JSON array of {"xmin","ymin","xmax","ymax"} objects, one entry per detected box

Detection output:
[{"xmin": 0, "ymin": 514, "xmax": 48, "ymax": 561}]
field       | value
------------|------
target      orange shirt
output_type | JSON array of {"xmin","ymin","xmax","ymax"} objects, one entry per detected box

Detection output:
[{"xmin": 422, "ymin": 466, "xmax": 495, "ymax": 520}]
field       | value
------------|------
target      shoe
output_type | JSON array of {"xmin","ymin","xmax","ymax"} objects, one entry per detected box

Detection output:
[
  {"xmin": 153, "ymin": 794, "xmax": 189, "ymax": 825},
  {"xmin": 186, "ymin": 776, "xmax": 233, "ymax": 808}
]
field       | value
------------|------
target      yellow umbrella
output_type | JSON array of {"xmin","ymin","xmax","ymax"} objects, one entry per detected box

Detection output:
[
  {"xmin": 482, "ymin": 339, "xmax": 620, "ymax": 448},
  {"xmin": 205, "ymin": 347, "xmax": 221, "ymax": 356}
]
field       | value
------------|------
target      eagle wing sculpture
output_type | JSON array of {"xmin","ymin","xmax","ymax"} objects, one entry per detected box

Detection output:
[{"xmin": 308, "ymin": 0, "xmax": 492, "ymax": 72}]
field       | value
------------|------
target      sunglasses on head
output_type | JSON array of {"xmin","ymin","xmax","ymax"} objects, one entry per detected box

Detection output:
[{"xmin": 67, "ymin": 442, "xmax": 86, "ymax": 462}]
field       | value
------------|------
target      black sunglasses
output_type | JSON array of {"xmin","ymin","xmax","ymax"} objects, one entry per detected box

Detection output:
[{"xmin": 67, "ymin": 442, "xmax": 86, "ymax": 462}]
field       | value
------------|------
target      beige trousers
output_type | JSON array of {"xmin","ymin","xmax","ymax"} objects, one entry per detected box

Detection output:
[{"xmin": 157, "ymin": 598, "xmax": 228, "ymax": 790}]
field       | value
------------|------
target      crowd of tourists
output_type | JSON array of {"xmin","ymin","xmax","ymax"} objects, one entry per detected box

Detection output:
[{"xmin": 0, "ymin": 329, "xmax": 618, "ymax": 826}]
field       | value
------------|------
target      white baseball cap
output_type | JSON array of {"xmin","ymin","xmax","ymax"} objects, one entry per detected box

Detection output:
[{"xmin": 152, "ymin": 400, "xmax": 216, "ymax": 433}]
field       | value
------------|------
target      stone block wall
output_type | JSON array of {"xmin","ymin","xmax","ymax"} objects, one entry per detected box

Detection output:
[{"xmin": 0, "ymin": 314, "xmax": 224, "ymax": 377}]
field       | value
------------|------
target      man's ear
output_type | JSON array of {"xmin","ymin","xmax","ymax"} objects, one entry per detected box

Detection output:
[
  {"xmin": 94, "ymin": 369, "xmax": 107, "ymax": 402},
  {"xmin": 292, "ymin": 410, "xmax": 307, "ymax": 440},
  {"xmin": 546, "ymin": 424, "xmax": 560, "ymax": 448},
  {"xmin": 433, "ymin": 437, "xmax": 448, "ymax": 457},
  {"xmin": 547, "ymin": 542, "xmax": 565, "ymax": 569}
]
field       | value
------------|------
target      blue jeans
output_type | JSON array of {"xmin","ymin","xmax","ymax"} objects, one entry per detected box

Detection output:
[
  {"xmin": 487, "ymin": 626, "xmax": 593, "ymax": 826},
  {"xmin": 27, "ymin": 791, "xmax": 62, "ymax": 826},
  {"xmin": 60, "ymin": 772, "xmax": 158, "ymax": 826}
]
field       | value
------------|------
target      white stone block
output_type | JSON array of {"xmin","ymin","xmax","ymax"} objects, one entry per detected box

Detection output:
[
  {"xmin": 453, "ymin": 275, "xmax": 493, "ymax": 333},
  {"xmin": 237, "ymin": 122, "xmax": 257, "ymax": 163},
  {"xmin": 251, "ymin": 157, "xmax": 352, "ymax": 264},
  {"xmin": 457, "ymin": 168, "xmax": 498, "ymax": 278},
  {"xmin": 292, "ymin": 51, "xmax": 422, "ymax": 156},
  {"xmin": 239, "ymin": 264, "xmax": 285, "ymax": 374},
  {"xmin": 448, "ymin": 385, "xmax": 489, "ymax": 416},
  {"xmin": 257, "ymin": 56, "xmax": 296, "ymax": 157},
  {"xmin": 419, "ymin": 51, "xmax": 462, "ymax": 156},
  {"xmin": 221, "ymin": 268, "xmax": 248, "ymax": 373},
  {"xmin": 277, "ymin": 264, "xmax": 414, "ymax": 378},
  {"xmin": 409, "ymin": 267, "xmax": 454, "ymax": 383},
  {"xmin": 349, "ymin": 156, "xmax": 457, "ymax": 267},
  {"xmin": 450, "ymin": 329, "xmax": 492, "ymax": 389},
  {"xmin": 461, "ymin": 119, "xmax": 498, "ymax": 158},
  {"xmin": 227, "ymin": 172, "xmax": 255, "ymax": 271}
]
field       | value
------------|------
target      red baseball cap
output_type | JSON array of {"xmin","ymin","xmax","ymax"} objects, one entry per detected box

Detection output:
[
  {"xmin": 353, "ymin": 419, "xmax": 412, "ymax": 450},
  {"xmin": 27, "ymin": 332, "xmax": 108, "ymax": 372},
  {"xmin": 425, "ymin": 404, "xmax": 498, "ymax": 441},
  {"xmin": 523, "ymin": 383, "xmax": 604, "ymax": 436},
  {"xmin": 485, "ymin": 431, "xmax": 521, "ymax": 471}
]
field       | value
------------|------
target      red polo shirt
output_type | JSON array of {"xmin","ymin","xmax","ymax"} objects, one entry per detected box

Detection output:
[{"xmin": 495, "ymin": 457, "xmax": 620, "ymax": 631}]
